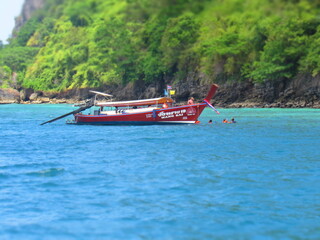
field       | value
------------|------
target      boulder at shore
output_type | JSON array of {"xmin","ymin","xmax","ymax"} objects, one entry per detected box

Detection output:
[{"xmin": 0, "ymin": 88, "xmax": 20, "ymax": 104}]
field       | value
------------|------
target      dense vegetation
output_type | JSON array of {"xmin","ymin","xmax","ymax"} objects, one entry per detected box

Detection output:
[{"xmin": 1, "ymin": 0, "xmax": 320, "ymax": 91}]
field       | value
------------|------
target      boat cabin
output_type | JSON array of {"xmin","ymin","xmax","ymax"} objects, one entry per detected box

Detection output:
[{"xmin": 92, "ymin": 97, "xmax": 174, "ymax": 115}]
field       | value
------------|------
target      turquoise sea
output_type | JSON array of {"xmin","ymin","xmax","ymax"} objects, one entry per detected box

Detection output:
[{"xmin": 0, "ymin": 104, "xmax": 319, "ymax": 240}]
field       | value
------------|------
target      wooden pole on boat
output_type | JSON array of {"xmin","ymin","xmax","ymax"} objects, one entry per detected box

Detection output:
[{"xmin": 40, "ymin": 99, "xmax": 93, "ymax": 125}]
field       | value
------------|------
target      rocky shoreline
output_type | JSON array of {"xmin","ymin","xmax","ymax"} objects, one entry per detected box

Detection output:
[
  {"xmin": 219, "ymin": 101, "xmax": 320, "ymax": 108},
  {"xmin": 1, "ymin": 76, "xmax": 319, "ymax": 108},
  {"xmin": 1, "ymin": 98, "xmax": 78, "ymax": 105},
  {"xmin": 0, "ymin": 88, "xmax": 80, "ymax": 105},
  {"xmin": 1, "ymin": 88, "xmax": 319, "ymax": 108},
  {"xmin": 1, "ymin": 100, "xmax": 319, "ymax": 108}
]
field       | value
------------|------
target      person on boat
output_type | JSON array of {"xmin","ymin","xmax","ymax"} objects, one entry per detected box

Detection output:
[
  {"xmin": 188, "ymin": 97, "xmax": 194, "ymax": 105},
  {"xmin": 208, "ymin": 120, "xmax": 213, "ymax": 124},
  {"xmin": 162, "ymin": 101, "xmax": 169, "ymax": 108}
]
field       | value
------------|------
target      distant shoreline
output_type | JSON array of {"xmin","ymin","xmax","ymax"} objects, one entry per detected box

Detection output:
[
  {"xmin": 1, "ymin": 99, "xmax": 319, "ymax": 109},
  {"xmin": 1, "ymin": 86, "xmax": 319, "ymax": 108}
]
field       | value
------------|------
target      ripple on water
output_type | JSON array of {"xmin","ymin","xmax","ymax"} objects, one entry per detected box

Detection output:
[{"xmin": 26, "ymin": 168, "xmax": 65, "ymax": 177}]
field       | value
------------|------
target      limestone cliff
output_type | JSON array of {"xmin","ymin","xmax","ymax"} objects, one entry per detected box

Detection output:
[{"xmin": 13, "ymin": 0, "xmax": 44, "ymax": 35}]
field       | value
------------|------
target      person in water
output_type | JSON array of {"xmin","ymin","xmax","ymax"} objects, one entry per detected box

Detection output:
[
  {"xmin": 188, "ymin": 97, "xmax": 194, "ymax": 105},
  {"xmin": 222, "ymin": 118, "xmax": 236, "ymax": 123},
  {"xmin": 208, "ymin": 120, "xmax": 213, "ymax": 124}
]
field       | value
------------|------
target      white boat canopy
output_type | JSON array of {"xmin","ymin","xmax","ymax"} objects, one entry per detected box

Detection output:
[{"xmin": 96, "ymin": 97, "xmax": 173, "ymax": 107}]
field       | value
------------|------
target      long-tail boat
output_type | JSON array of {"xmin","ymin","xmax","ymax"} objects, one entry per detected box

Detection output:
[{"xmin": 41, "ymin": 84, "xmax": 219, "ymax": 125}]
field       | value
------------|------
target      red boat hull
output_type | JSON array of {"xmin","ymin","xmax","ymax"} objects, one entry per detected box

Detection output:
[{"xmin": 73, "ymin": 103, "xmax": 207, "ymax": 125}]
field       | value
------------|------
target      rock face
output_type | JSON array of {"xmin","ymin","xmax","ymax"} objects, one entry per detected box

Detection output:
[
  {"xmin": 49, "ymin": 74, "xmax": 318, "ymax": 108},
  {"xmin": 19, "ymin": 88, "xmax": 33, "ymax": 101},
  {"xmin": 4, "ymin": 75, "xmax": 319, "ymax": 107},
  {"xmin": 0, "ymin": 88, "xmax": 20, "ymax": 103},
  {"xmin": 13, "ymin": 0, "xmax": 44, "ymax": 35},
  {"xmin": 203, "ymin": 74, "xmax": 320, "ymax": 108},
  {"xmin": 29, "ymin": 92, "xmax": 38, "ymax": 101}
]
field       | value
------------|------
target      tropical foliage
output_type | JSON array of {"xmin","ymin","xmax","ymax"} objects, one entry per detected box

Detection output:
[{"xmin": 1, "ymin": 0, "xmax": 320, "ymax": 90}]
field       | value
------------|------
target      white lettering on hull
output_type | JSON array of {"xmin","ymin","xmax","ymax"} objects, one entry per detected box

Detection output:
[{"xmin": 158, "ymin": 109, "xmax": 187, "ymax": 119}]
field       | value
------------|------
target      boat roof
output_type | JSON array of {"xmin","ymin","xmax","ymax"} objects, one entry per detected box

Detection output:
[{"xmin": 96, "ymin": 97, "xmax": 173, "ymax": 107}]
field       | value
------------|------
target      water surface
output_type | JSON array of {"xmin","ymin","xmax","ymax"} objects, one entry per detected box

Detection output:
[{"xmin": 0, "ymin": 104, "xmax": 319, "ymax": 239}]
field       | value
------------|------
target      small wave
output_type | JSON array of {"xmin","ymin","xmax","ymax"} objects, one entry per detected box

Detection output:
[
  {"xmin": 0, "ymin": 172, "xmax": 12, "ymax": 179},
  {"xmin": 26, "ymin": 168, "xmax": 65, "ymax": 177},
  {"xmin": 0, "ymin": 162, "xmax": 53, "ymax": 170}
]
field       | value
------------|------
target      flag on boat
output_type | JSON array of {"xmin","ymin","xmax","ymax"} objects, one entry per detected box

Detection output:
[
  {"xmin": 167, "ymin": 85, "xmax": 172, "ymax": 90},
  {"xmin": 169, "ymin": 90, "xmax": 176, "ymax": 95},
  {"xmin": 164, "ymin": 89, "xmax": 168, "ymax": 96}
]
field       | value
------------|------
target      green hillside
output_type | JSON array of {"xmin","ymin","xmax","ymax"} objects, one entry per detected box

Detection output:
[{"xmin": 1, "ymin": 0, "xmax": 320, "ymax": 91}]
